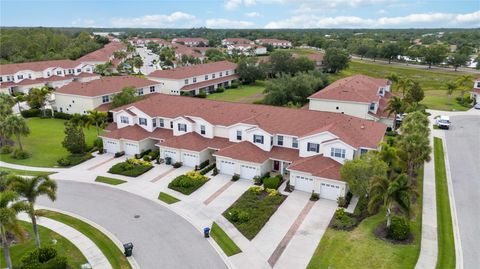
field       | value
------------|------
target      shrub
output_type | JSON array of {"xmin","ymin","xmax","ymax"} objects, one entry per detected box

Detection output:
[
  {"xmin": 143, "ymin": 155, "xmax": 151, "ymax": 161},
  {"xmin": 332, "ymin": 212, "xmax": 357, "ymax": 230},
  {"xmin": 109, "ymin": 158, "xmax": 153, "ymax": 177},
  {"xmin": 212, "ymin": 167, "xmax": 219, "ymax": 176},
  {"xmin": 185, "ymin": 171, "xmax": 208, "ymax": 181},
  {"xmin": 12, "ymin": 149, "xmax": 30, "ymax": 159},
  {"xmin": 168, "ymin": 173, "xmax": 209, "ymax": 195},
  {"xmin": 335, "ymin": 208, "xmax": 346, "ymax": 219},
  {"xmin": 173, "ymin": 162, "xmax": 183, "ymax": 168},
  {"xmin": 387, "ymin": 216, "xmax": 410, "ymax": 241},
  {"xmin": 227, "ymin": 209, "xmax": 250, "ymax": 223},
  {"xmin": 263, "ymin": 175, "xmax": 282, "ymax": 189},
  {"xmin": 196, "ymin": 91, "xmax": 207, "ymax": 98},
  {"xmin": 310, "ymin": 191, "xmax": 319, "ymax": 201},
  {"xmin": 21, "ymin": 246, "xmax": 57, "ymax": 264},
  {"xmin": 148, "ymin": 150, "xmax": 160, "ymax": 160},
  {"xmin": 199, "ymin": 160, "xmax": 210, "ymax": 170},
  {"xmin": 93, "ymin": 138, "xmax": 103, "ymax": 148},
  {"xmin": 20, "ymin": 108, "xmax": 41, "ymax": 118},
  {"xmin": 57, "ymin": 153, "xmax": 93, "ymax": 167},
  {"xmin": 231, "ymin": 173, "xmax": 240, "ymax": 181},
  {"xmin": 265, "ymin": 188, "xmax": 278, "ymax": 197},
  {"xmin": 53, "ymin": 112, "xmax": 72, "ymax": 120},
  {"xmin": 56, "ymin": 157, "xmax": 71, "ymax": 167},
  {"xmin": 230, "ymin": 80, "xmax": 240, "ymax": 88},
  {"xmin": 0, "ymin": 145, "xmax": 13, "ymax": 154},
  {"xmin": 253, "ymin": 176, "xmax": 262, "ymax": 185},
  {"xmin": 337, "ymin": 196, "xmax": 348, "ymax": 208},
  {"xmin": 200, "ymin": 163, "xmax": 216, "ymax": 175},
  {"xmin": 114, "ymin": 151, "xmax": 125, "ymax": 158},
  {"xmin": 216, "ymin": 86, "xmax": 225, "ymax": 93},
  {"xmin": 248, "ymin": 186, "xmax": 263, "ymax": 194}
]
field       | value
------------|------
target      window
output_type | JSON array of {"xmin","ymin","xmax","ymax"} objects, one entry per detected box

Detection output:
[
  {"xmin": 219, "ymin": 72, "xmax": 223, "ymax": 77},
  {"xmin": 86, "ymin": 68, "xmax": 91, "ymax": 72},
  {"xmin": 139, "ymin": 118, "xmax": 147, "ymax": 126},
  {"xmin": 331, "ymin": 148, "xmax": 346, "ymax": 158},
  {"xmin": 236, "ymin": 130, "xmax": 242, "ymax": 140},
  {"xmin": 137, "ymin": 88, "xmax": 144, "ymax": 95},
  {"xmin": 292, "ymin": 138, "xmax": 298, "ymax": 148},
  {"xmin": 178, "ymin": 123, "xmax": 187, "ymax": 132},
  {"xmin": 17, "ymin": 75, "xmax": 23, "ymax": 79},
  {"xmin": 152, "ymin": 119, "xmax": 157, "ymax": 128},
  {"xmin": 159, "ymin": 119, "xmax": 164, "ymax": 127},
  {"xmin": 77, "ymin": 68, "xmax": 81, "ymax": 72},
  {"xmin": 150, "ymin": 86, "xmax": 155, "ymax": 93},
  {"xmin": 360, "ymin": 148, "xmax": 369, "ymax": 155},
  {"xmin": 184, "ymin": 79, "xmax": 189, "ymax": 85},
  {"xmin": 205, "ymin": 75, "xmax": 209, "ymax": 80},
  {"xmin": 336, "ymin": 106, "xmax": 339, "ymax": 110},
  {"xmin": 120, "ymin": 116, "xmax": 129, "ymax": 124},
  {"xmin": 307, "ymin": 142, "xmax": 319, "ymax": 153},
  {"xmin": 57, "ymin": 70, "xmax": 62, "ymax": 75},
  {"xmin": 200, "ymin": 125, "xmax": 206, "ymax": 135},
  {"xmin": 212, "ymin": 73, "xmax": 216, "ymax": 79},
  {"xmin": 102, "ymin": 95, "xmax": 109, "ymax": 103},
  {"xmin": 0, "ymin": 77, "xmax": 2, "ymax": 82},
  {"xmin": 369, "ymin": 103, "xmax": 375, "ymax": 110},
  {"xmin": 226, "ymin": 71, "xmax": 229, "ymax": 75},
  {"xmin": 170, "ymin": 121, "xmax": 173, "ymax": 128},
  {"xmin": 193, "ymin": 77, "xmax": 197, "ymax": 83},
  {"xmin": 277, "ymin": 135, "xmax": 283, "ymax": 146},
  {"xmin": 253, "ymin": 135, "xmax": 264, "ymax": 144}
]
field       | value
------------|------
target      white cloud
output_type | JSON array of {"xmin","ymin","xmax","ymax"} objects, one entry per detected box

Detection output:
[
  {"xmin": 206, "ymin": 18, "xmax": 255, "ymax": 28},
  {"xmin": 265, "ymin": 10, "xmax": 480, "ymax": 28},
  {"xmin": 72, "ymin": 18, "xmax": 96, "ymax": 27},
  {"xmin": 245, "ymin": 12, "xmax": 262, "ymax": 17},
  {"xmin": 110, "ymin": 12, "xmax": 198, "ymax": 28}
]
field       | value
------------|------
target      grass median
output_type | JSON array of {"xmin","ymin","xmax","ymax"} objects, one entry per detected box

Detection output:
[
  {"xmin": 158, "ymin": 192, "xmax": 181, "ymax": 204},
  {"xmin": 95, "ymin": 176, "xmax": 127, "ymax": 185},
  {"xmin": 433, "ymin": 137, "xmax": 456, "ymax": 269},
  {"xmin": 40, "ymin": 210, "xmax": 132, "ymax": 269},
  {"xmin": 210, "ymin": 222, "xmax": 242, "ymax": 256}
]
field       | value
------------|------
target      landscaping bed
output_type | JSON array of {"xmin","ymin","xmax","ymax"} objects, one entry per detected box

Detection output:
[
  {"xmin": 223, "ymin": 186, "xmax": 286, "ymax": 240},
  {"xmin": 168, "ymin": 171, "xmax": 209, "ymax": 195},
  {"xmin": 108, "ymin": 158, "xmax": 153, "ymax": 177},
  {"xmin": 57, "ymin": 153, "xmax": 93, "ymax": 167},
  {"xmin": 95, "ymin": 176, "xmax": 127, "ymax": 185}
]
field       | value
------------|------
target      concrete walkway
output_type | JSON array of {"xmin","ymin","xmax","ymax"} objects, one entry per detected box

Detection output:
[
  {"xmin": 18, "ymin": 213, "xmax": 111, "ymax": 269},
  {"xmin": 0, "ymin": 161, "xmax": 64, "ymax": 172}
]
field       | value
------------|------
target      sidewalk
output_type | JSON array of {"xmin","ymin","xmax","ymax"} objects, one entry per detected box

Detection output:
[{"xmin": 19, "ymin": 213, "xmax": 112, "ymax": 269}]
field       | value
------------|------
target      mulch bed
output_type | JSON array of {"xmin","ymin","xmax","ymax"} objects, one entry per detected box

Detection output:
[{"xmin": 374, "ymin": 222, "xmax": 414, "ymax": 245}]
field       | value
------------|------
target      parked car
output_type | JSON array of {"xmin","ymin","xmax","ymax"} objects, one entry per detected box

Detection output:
[
  {"xmin": 474, "ymin": 103, "xmax": 480, "ymax": 110},
  {"xmin": 435, "ymin": 115, "xmax": 451, "ymax": 130}
]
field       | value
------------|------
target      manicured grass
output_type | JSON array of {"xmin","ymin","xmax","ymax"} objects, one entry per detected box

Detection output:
[
  {"xmin": 331, "ymin": 60, "xmax": 470, "ymax": 111},
  {"xmin": 95, "ymin": 176, "xmax": 127, "ymax": 185},
  {"xmin": 210, "ymin": 222, "xmax": 242, "ymax": 256},
  {"xmin": 433, "ymin": 137, "xmax": 456, "ymax": 269},
  {"xmin": 41, "ymin": 210, "xmax": 132, "ymax": 269},
  {"xmin": 158, "ymin": 192, "xmax": 181, "ymax": 204},
  {"xmin": 0, "ymin": 118, "xmax": 98, "ymax": 167},
  {"xmin": 168, "ymin": 174, "xmax": 209, "ymax": 195},
  {"xmin": 224, "ymin": 189, "xmax": 286, "ymax": 240},
  {"xmin": 207, "ymin": 81, "xmax": 265, "ymax": 103},
  {"xmin": 307, "ymin": 168, "xmax": 424, "ymax": 269},
  {"xmin": 0, "ymin": 166, "xmax": 55, "ymax": 177},
  {"xmin": 0, "ymin": 221, "xmax": 87, "ymax": 268}
]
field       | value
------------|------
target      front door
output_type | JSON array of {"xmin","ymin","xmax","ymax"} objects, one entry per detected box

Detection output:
[{"xmin": 273, "ymin": 161, "xmax": 280, "ymax": 171}]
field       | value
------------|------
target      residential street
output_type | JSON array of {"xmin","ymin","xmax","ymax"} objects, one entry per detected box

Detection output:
[
  {"xmin": 136, "ymin": 46, "xmax": 159, "ymax": 75},
  {"xmin": 37, "ymin": 181, "xmax": 226, "ymax": 269},
  {"xmin": 444, "ymin": 115, "xmax": 480, "ymax": 269}
]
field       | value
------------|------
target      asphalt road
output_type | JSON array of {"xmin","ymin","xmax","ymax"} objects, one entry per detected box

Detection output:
[
  {"xmin": 136, "ymin": 47, "xmax": 159, "ymax": 75},
  {"xmin": 38, "ymin": 181, "xmax": 226, "ymax": 269},
  {"xmin": 444, "ymin": 115, "xmax": 480, "ymax": 269}
]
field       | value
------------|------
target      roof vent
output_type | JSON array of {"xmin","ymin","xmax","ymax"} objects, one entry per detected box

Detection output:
[{"xmin": 361, "ymin": 125, "xmax": 365, "ymax": 129}]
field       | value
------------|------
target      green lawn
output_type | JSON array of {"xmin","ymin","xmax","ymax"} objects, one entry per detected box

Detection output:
[
  {"xmin": 158, "ymin": 192, "xmax": 181, "ymax": 204},
  {"xmin": 41, "ymin": 210, "xmax": 132, "ymax": 269},
  {"xmin": 433, "ymin": 137, "xmax": 456, "ymax": 269},
  {"xmin": 331, "ymin": 60, "xmax": 470, "ymax": 111},
  {"xmin": 210, "ymin": 222, "xmax": 242, "ymax": 256},
  {"xmin": 95, "ymin": 176, "xmax": 126, "ymax": 185},
  {"xmin": 0, "ymin": 118, "xmax": 98, "ymax": 167},
  {"xmin": 207, "ymin": 81, "xmax": 265, "ymax": 103},
  {"xmin": 0, "ymin": 221, "xmax": 87, "ymax": 268},
  {"xmin": 307, "ymin": 168, "xmax": 423, "ymax": 269},
  {"xmin": 0, "ymin": 166, "xmax": 55, "ymax": 177}
]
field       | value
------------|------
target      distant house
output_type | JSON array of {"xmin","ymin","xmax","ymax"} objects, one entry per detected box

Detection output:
[
  {"xmin": 54, "ymin": 76, "xmax": 161, "ymax": 114},
  {"xmin": 226, "ymin": 44, "xmax": 267, "ymax": 56},
  {"xmin": 172, "ymin": 44, "xmax": 206, "ymax": 62},
  {"xmin": 172, "ymin": 38, "xmax": 209, "ymax": 47},
  {"xmin": 0, "ymin": 60, "xmax": 97, "ymax": 95},
  {"xmin": 470, "ymin": 77, "xmax": 480, "ymax": 104},
  {"xmin": 132, "ymin": 38, "xmax": 171, "ymax": 48},
  {"xmin": 308, "ymin": 75, "xmax": 395, "ymax": 128},
  {"xmin": 255, "ymin": 38, "xmax": 292, "ymax": 48},
  {"xmin": 147, "ymin": 61, "xmax": 238, "ymax": 96},
  {"xmin": 221, "ymin": 38, "xmax": 254, "ymax": 46},
  {"xmin": 77, "ymin": 41, "xmax": 127, "ymax": 67},
  {"xmin": 293, "ymin": 52, "xmax": 325, "ymax": 69}
]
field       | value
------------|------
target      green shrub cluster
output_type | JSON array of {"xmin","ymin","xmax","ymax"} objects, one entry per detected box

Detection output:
[
  {"xmin": 114, "ymin": 151, "xmax": 125, "ymax": 158},
  {"xmin": 20, "ymin": 108, "xmax": 41, "ymax": 118},
  {"xmin": 199, "ymin": 160, "xmax": 210, "ymax": 170},
  {"xmin": 387, "ymin": 216, "xmax": 410, "ymax": 241},
  {"xmin": 200, "ymin": 163, "xmax": 216, "ymax": 175},
  {"xmin": 231, "ymin": 174, "xmax": 240, "ymax": 181},
  {"xmin": 173, "ymin": 162, "xmax": 183, "ymax": 168},
  {"xmin": 168, "ymin": 171, "xmax": 209, "ymax": 195},
  {"xmin": 19, "ymin": 246, "xmax": 68, "ymax": 269},
  {"xmin": 108, "ymin": 158, "xmax": 153, "ymax": 177},
  {"xmin": 57, "ymin": 153, "xmax": 92, "ymax": 167},
  {"xmin": 263, "ymin": 175, "xmax": 282, "ymax": 189},
  {"xmin": 0, "ymin": 145, "xmax": 13, "ymax": 154},
  {"xmin": 331, "ymin": 208, "xmax": 357, "ymax": 230},
  {"xmin": 12, "ymin": 149, "xmax": 30, "ymax": 159}
]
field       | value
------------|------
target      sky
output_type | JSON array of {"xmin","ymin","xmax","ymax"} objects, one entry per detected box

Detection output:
[{"xmin": 0, "ymin": 0, "xmax": 479, "ymax": 29}]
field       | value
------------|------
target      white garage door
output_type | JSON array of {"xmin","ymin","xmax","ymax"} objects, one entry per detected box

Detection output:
[
  {"xmin": 124, "ymin": 142, "xmax": 139, "ymax": 156},
  {"xmin": 104, "ymin": 140, "xmax": 119, "ymax": 154},
  {"xmin": 183, "ymin": 153, "xmax": 198, "ymax": 167},
  {"xmin": 320, "ymin": 182, "xmax": 341, "ymax": 200},
  {"xmin": 164, "ymin": 150, "xmax": 177, "ymax": 163},
  {"xmin": 294, "ymin": 175, "xmax": 314, "ymax": 193},
  {"xmin": 219, "ymin": 160, "xmax": 235, "ymax": 175},
  {"xmin": 240, "ymin": 164, "xmax": 257, "ymax": 180}
]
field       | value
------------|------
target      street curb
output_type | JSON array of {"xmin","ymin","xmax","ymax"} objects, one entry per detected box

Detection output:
[{"xmin": 37, "ymin": 205, "xmax": 141, "ymax": 269}]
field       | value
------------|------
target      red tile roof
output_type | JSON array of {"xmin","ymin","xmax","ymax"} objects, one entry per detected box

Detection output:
[
  {"xmin": 214, "ymin": 141, "xmax": 270, "ymax": 164},
  {"xmin": 223, "ymin": 38, "xmax": 253, "ymax": 44},
  {"xmin": 180, "ymin": 74, "xmax": 239, "ymax": 92},
  {"xmin": 173, "ymin": 37, "xmax": 208, "ymax": 44},
  {"xmin": 56, "ymin": 76, "xmax": 158, "ymax": 97},
  {"xmin": 78, "ymin": 42, "xmax": 125, "ymax": 63},
  {"xmin": 269, "ymin": 147, "xmax": 302, "ymax": 162},
  {"xmin": 149, "ymin": 61, "xmax": 237, "ymax": 80},
  {"xmin": 288, "ymin": 154, "xmax": 342, "ymax": 181},
  {"xmin": 112, "ymin": 93, "xmax": 386, "ymax": 149},
  {"xmin": 256, "ymin": 39, "xmax": 291, "ymax": 44},
  {"xmin": 172, "ymin": 44, "xmax": 204, "ymax": 58},
  {"xmin": 0, "ymin": 73, "xmax": 98, "ymax": 88},
  {"xmin": 159, "ymin": 132, "xmax": 232, "ymax": 152},
  {"xmin": 309, "ymin": 75, "xmax": 389, "ymax": 103},
  {"xmin": 0, "ymin": 60, "xmax": 80, "ymax": 75},
  {"xmin": 100, "ymin": 125, "xmax": 173, "ymax": 141}
]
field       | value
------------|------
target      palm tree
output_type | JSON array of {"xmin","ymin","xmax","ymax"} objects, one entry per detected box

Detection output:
[
  {"xmin": 396, "ymin": 77, "xmax": 413, "ymax": 98},
  {"xmin": 86, "ymin": 110, "xmax": 108, "ymax": 135},
  {"xmin": 455, "ymin": 75, "xmax": 473, "ymax": 102},
  {"xmin": 0, "ymin": 190, "xmax": 29, "ymax": 269},
  {"xmin": 2, "ymin": 115, "xmax": 30, "ymax": 150},
  {"xmin": 28, "ymin": 86, "xmax": 52, "ymax": 117},
  {"xmin": 368, "ymin": 174, "xmax": 414, "ymax": 228},
  {"xmin": 385, "ymin": 96, "xmax": 405, "ymax": 117},
  {"xmin": 69, "ymin": 113, "xmax": 87, "ymax": 130},
  {"xmin": 445, "ymin": 81, "xmax": 457, "ymax": 105},
  {"xmin": 0, "ymin": 93, "xmax": 15, "ymax": 118},
  {"xmin": 11, "ymin": 176, "xmax": 57, "ymax": 248}
]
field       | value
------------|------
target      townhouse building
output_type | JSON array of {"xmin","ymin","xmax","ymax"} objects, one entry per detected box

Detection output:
[
  {"xmin": 226, "ymin": 44, "xmax": 267, "ymax": 56},
  {"xmin": 171, "ymin": 38, "xmax": 209, "ymax": 47},
  {"xmin": 222, "ymin": 38, "xmax": 254, "ymax": 46},
  {"xmin": 131, "ymin": 38, "xmax": 171, "ymax": 48},
  {"xmin": 308, "ymin": 75, "xmax": 395, "ymax": 128},
  {"xmin": 100, "ymin": 93, "xmax": 386, "ymax": 200},
  {"xmin": 54, "ymin": 76, "xmax": 161, "ymax": 114},
  {"xmin": 172, "ymin": 44, "xmax": 205, "ymax": 62},
  {"xmin": 77, "ymin": 41, "xmax": 127, "ymax": 67},
  {"xmin": 147, "ymin": 61, "xmax": 238, "ymax": 96},
  {"xmin": 0, "ymin": 60, "xmax": 97, "ymax": 95},
  {"xmin": 255, "ymin": 39, "xmax": 292, "ymax": 48}
]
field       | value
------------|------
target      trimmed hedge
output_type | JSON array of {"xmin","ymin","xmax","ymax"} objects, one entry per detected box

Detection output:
[
  {"xmin": 168, "ymin": 172, "xmax": 209, "ymax": 195},
  {"xmin": 199, "ymin": 160, "xmax": 210, "ymax": 170},
  {"xmin": 57, "ymin": 153, "xmax": 93, "ymax": 167},
  {"xmin": 108, "ymin": 159, "xmax": 153, "ymax": 177},
  {"xmin": 263, "ymin": 175, "xmax": 282, "ymax": 189},
  {"xmin": 200, "ymin": 163, "xmax": 216, "ymax": 175},
  {"xmin": 20, "ymin": 108, "xmax": 41, "ymax": 118}
]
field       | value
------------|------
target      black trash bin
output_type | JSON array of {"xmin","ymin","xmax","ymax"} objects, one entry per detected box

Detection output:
[
  {"xmin": 165, "ymin": 157, "xmax": 172, "ymax": 165},
  {"xmin": 204, "ymin": 227, "xmax": 210, "ymax": 238},
  {"xmin": 123, "ymin": 242, "xmax": 134, "ymax": 257}
]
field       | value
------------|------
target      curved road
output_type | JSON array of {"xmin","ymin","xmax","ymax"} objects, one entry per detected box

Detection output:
[{"xmin": 38, "ymin": 181, "xmax": 226, "ymax": 269}]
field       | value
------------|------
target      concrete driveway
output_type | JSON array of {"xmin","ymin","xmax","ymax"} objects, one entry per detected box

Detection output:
[
  {"xmin": 444, "ymin": 115, "xmax": 480, "ymax": 269},
  {"xmin": 38, "ymin": 181, "xmax": 226, "ymax": 269}
]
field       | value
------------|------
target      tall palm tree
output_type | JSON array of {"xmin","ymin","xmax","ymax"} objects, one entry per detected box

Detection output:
[
  {"xmin": 368, "ymin": 174, "xmax": 414, "ymax": 227},
  {"xmin": 445, "ymin": 81, "xmax": 457, "ymax": 105},
  {"xmin": 86, "ymin": 110, "xmax": 108, "ymax": 135},
  {"xmin": 69, "ymin": 113, "xmax": 87, "ymax": 130},
  {"xmin": 11, "ymin": 176, "xmax": 57, "ymax": 248},
  {"xmin": 28, "ymin": 86, "xmax": 52, "ymax": 117},
  {"xmin": 455, "ymin": 75, "xmax": 473, "ymax": 101},
  {"xmin": 385, "ymin": 96, "xmax": 405, "ymax": 117},
  {"xmin": 396, "ymin": 77, "xmax": 414, "ymax": 98},
  {"xmin": 2, "ymin": 115, "xmax": 30, "ymax": 150},
  {"xmin": 0, "ymin": 190, "xmax": 29, "ymax": 269},
  {"xmin": 0, "ymin": 93, "xmax": 15, "ymax": 118}
]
